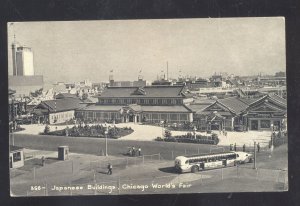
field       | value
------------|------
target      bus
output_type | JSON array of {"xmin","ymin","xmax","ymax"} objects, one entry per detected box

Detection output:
[{"xmin": 174, "ymin": 151, "xmax": 253, "ymax": 173}]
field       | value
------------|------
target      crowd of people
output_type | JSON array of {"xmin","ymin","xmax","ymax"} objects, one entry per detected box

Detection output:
[
  {"xmin": 126, "ymin": 146, "xmax": 142, "ymax": 157},
  {"xmin": 229, "ymin": 143, "xmax": 260, "ymax": 152}
]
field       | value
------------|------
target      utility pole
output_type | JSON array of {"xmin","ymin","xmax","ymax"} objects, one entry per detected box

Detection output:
[{"xmin": 105, "ymin": 127, "xmax": 108, "ymax": 156}]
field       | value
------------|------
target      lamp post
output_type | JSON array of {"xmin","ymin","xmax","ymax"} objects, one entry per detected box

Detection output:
[
  {"xmin": 253, "ymin": 141, "xmax": 256, "ymax": 169},
  {"xmin": 270, "ymin": 123, "xmax": 274, "ymax": 153}
]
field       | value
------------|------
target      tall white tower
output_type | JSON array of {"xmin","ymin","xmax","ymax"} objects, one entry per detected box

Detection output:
[
  {"xmin": 15, "ymin": 46, "xmax": 34, "ymax": 76},
  {"xmin": 12, "ymin": 42, "xmax": 17, "ymax": 75}
]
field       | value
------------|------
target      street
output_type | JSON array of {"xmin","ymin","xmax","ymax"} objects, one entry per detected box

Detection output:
[{"xmin": 10, "ymin": 133, "xmax": 288, "ymax": 196}]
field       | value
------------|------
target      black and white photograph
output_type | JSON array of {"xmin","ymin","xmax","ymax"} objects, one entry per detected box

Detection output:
[{"xmin": 8, "ymin": 18, "xmax": 288, "ymax": 196}]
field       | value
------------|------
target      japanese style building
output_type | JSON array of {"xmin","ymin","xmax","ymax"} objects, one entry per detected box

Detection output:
[
  {"xmin": 76, "ymin": 85, "xmax": 193, "ymax": 124},
  {"xmin": 192, "ymin": 94, "xmax": 287, "ymax": 131},
  {"xmin": 32, "ymin": 97, "xmax": 86, "ymax": 124},
  {"xmin": 242, "ymin": 94, "xmax": 287, "ymax": 131}
]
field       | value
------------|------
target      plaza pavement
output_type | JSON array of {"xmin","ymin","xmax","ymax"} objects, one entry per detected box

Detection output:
[{"xmin": 18, "ymin": 123, "xmax": 272, "ymax": 147}]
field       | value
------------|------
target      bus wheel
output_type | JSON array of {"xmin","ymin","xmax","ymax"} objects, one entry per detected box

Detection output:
[{"xmin": 191, "ymin": 165, "xmax": 199, "ymax": 173}]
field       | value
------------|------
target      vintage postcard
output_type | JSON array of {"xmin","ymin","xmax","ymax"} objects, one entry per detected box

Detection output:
[{"xmin": 8, "ymin": 18, "xmax": 287, "ymax": 196}]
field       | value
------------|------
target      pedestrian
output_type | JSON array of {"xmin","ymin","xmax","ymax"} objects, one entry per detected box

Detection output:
[
  {"xmin": 257, "ymin": 143, "xmax": 260, "ymax": 153},
  {"xmin": 138, "ymin": 147, "xmax": 141, "ymax": 156},
  {"xmin": 224, "ymin": 131, "xmax": 227, "ymax": 137},
  {"xmin": 128, "ymin": 148, "xmax": 132, "ymax": 156},
  {"xmin": 230, "ymin": 144, "xmax": 233, "ymax": 151},
  {"xmin": 41, "ymin": 156, "xmax": 45, "ymax": 166},
  {"xmin": 132, "ymin": 146, "xmax": 136, "ymax": 156},
  {"xmin": 234, "ymin": 143, "xmax": 237, "ymax": 151},
  {"xmin": 243, "ymin": 144, "xmax": 246, "ymax": 152},
  {"xmin": 107, "ymin": 163, "xmax": 112, "ymax": 175}
]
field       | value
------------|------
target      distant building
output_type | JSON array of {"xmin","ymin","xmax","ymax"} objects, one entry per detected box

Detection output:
[
  {"xmin": 9, "ymin": 43, "xmax": 43, "ymax": 97},
  {"xmin": 210, "ymin": 73, "xmax": 226, "ymax": 87},
  {"xmin": 12, "ymin": 43, "xmax": 34, "ymax": 76},
  {"xmin": 109, "ymin": 76, "xmax": 147, "ymax": 87},
  {"xmin": 174, "ymin": 78, "xmax": 209, "ymax": 90}
]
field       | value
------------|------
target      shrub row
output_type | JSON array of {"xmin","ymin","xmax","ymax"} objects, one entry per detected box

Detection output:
[
  {"xmin": 41, "ymin": 124, "xmax": 133, "ymax": 139},
  {"xmin": 155, "ymin": 132, "xmax": 219, "ymax": 145}
]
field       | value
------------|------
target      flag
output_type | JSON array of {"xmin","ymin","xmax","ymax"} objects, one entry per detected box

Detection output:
[{"xmin": 139, "ymin": 69, "xmax": 142, "ymax": 73}]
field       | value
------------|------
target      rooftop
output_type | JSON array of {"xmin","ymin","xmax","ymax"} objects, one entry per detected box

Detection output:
[
  {"xmin": 99, "ymin": 85, "xmax": 185, "ymax": 98},
  {"xmin": 218, "ymin": 97, "xmax": 250, "ymax": 114},
  {"xmin": 37, "ymin": 98, "xmax": 86, "ymax": 113}
]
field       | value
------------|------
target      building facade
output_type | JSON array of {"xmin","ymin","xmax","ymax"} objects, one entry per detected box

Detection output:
[
  {"xmin": 76, "ymin": 86, "xmax": 193, "ymax": 124},
  {"xmin": 192, "ymin": 94, "xmax": 287, "ymax": 131},
  {"xmin": 32, "ymin": 97, "xmax": 86, "ymax": 124}
]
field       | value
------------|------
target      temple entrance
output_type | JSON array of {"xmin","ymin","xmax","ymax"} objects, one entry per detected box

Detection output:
[
  {"xmin": 129, "ymin": 114, "xmax": 134, "ymax": 122},
  {"xmin": 250, "ymin": 120, "xmax": 258, "ymax": 130},
  {"xmin": 211, "ymin": 122, "xmax": 221, "ymax": 130}
]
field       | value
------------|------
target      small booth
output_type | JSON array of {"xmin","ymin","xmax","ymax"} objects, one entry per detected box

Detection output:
[
  {"xmin": 10, "ymin": 145, "xmax": 24, "ymax": 168},
  {"xmin": 58, "ymin": 146, "xmax": 69, "ymax": 160}
]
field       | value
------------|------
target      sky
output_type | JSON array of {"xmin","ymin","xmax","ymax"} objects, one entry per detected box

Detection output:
[{"xmin": 7, "ymin": 18, "xmax": 285, "ymax": 84}]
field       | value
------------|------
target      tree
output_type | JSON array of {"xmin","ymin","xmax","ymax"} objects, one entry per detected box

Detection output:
[
  {"xmin": 30, "ymin": 88, "xmax": 43, "ymax": 97},
  {"xmin": 82, "ymin": 93, "xmax": 89, "ymax": 100},
  {"xmin": 44, "ymin": 125, "xmax": 50, "ymax": 134},
  {"xmin": 164, "ymin": 129, "xmax": 172, "ymax": 138},
  {"xmin": 275, "ymin": 71, "xmax": 286, "ymax": 77}
]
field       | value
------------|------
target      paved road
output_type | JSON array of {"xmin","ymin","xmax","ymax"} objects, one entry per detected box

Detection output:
[{"xmin": 12, "ymin": 133, "xmax": 228, "ymax": 160}]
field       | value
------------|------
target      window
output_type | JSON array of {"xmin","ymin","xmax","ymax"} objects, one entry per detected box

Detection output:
[
  {"xmin": 180, "ymin": 114, "xmax": 187, "ymax": 120},
  {"xmin": 261, "ymin": 120, "xmax": 271, "ymax": 128},
  {"xmin": 149, "ymin": 99, "xmax": 153, "ymax": 104},
  {"xmin": 152, "ymin": 113, "xmax": 159, "ymax": 120},
  {"xmin": 170, "ymin": 114, "xmax": 178, "ymax": 121},
  {"xmin": 176, "ymin": 99, "xmax": 182, "ymax": 105},
  {"xmin": 167, "ymin": 99, "xmax": 171, "ymax": 105},
  {"xmin": 13, "ymin": 152, "xmax": 21, "ymax": 162},
  {"xmin": 111, "ymin": 113, "xmax": 115, "ymax": 119},
  {"xmin": 115, "ymin": 99, "xmax": 120, "ymax": 104},
  {"xmin": 140, "ymin": 99, "xmax": 144, "ymax": 104},
  {"xmin": 161, "ymin": 114, "xmax": 168, "ymax": 121},
  {"xmin": 157, "ymin": 99, "xmax": 162, "ymax": 105}
]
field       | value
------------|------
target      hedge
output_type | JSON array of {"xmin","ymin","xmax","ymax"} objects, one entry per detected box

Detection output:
[{"xmin": 155, "ymin": 132, "xmax": 219, "ymax": 145}]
